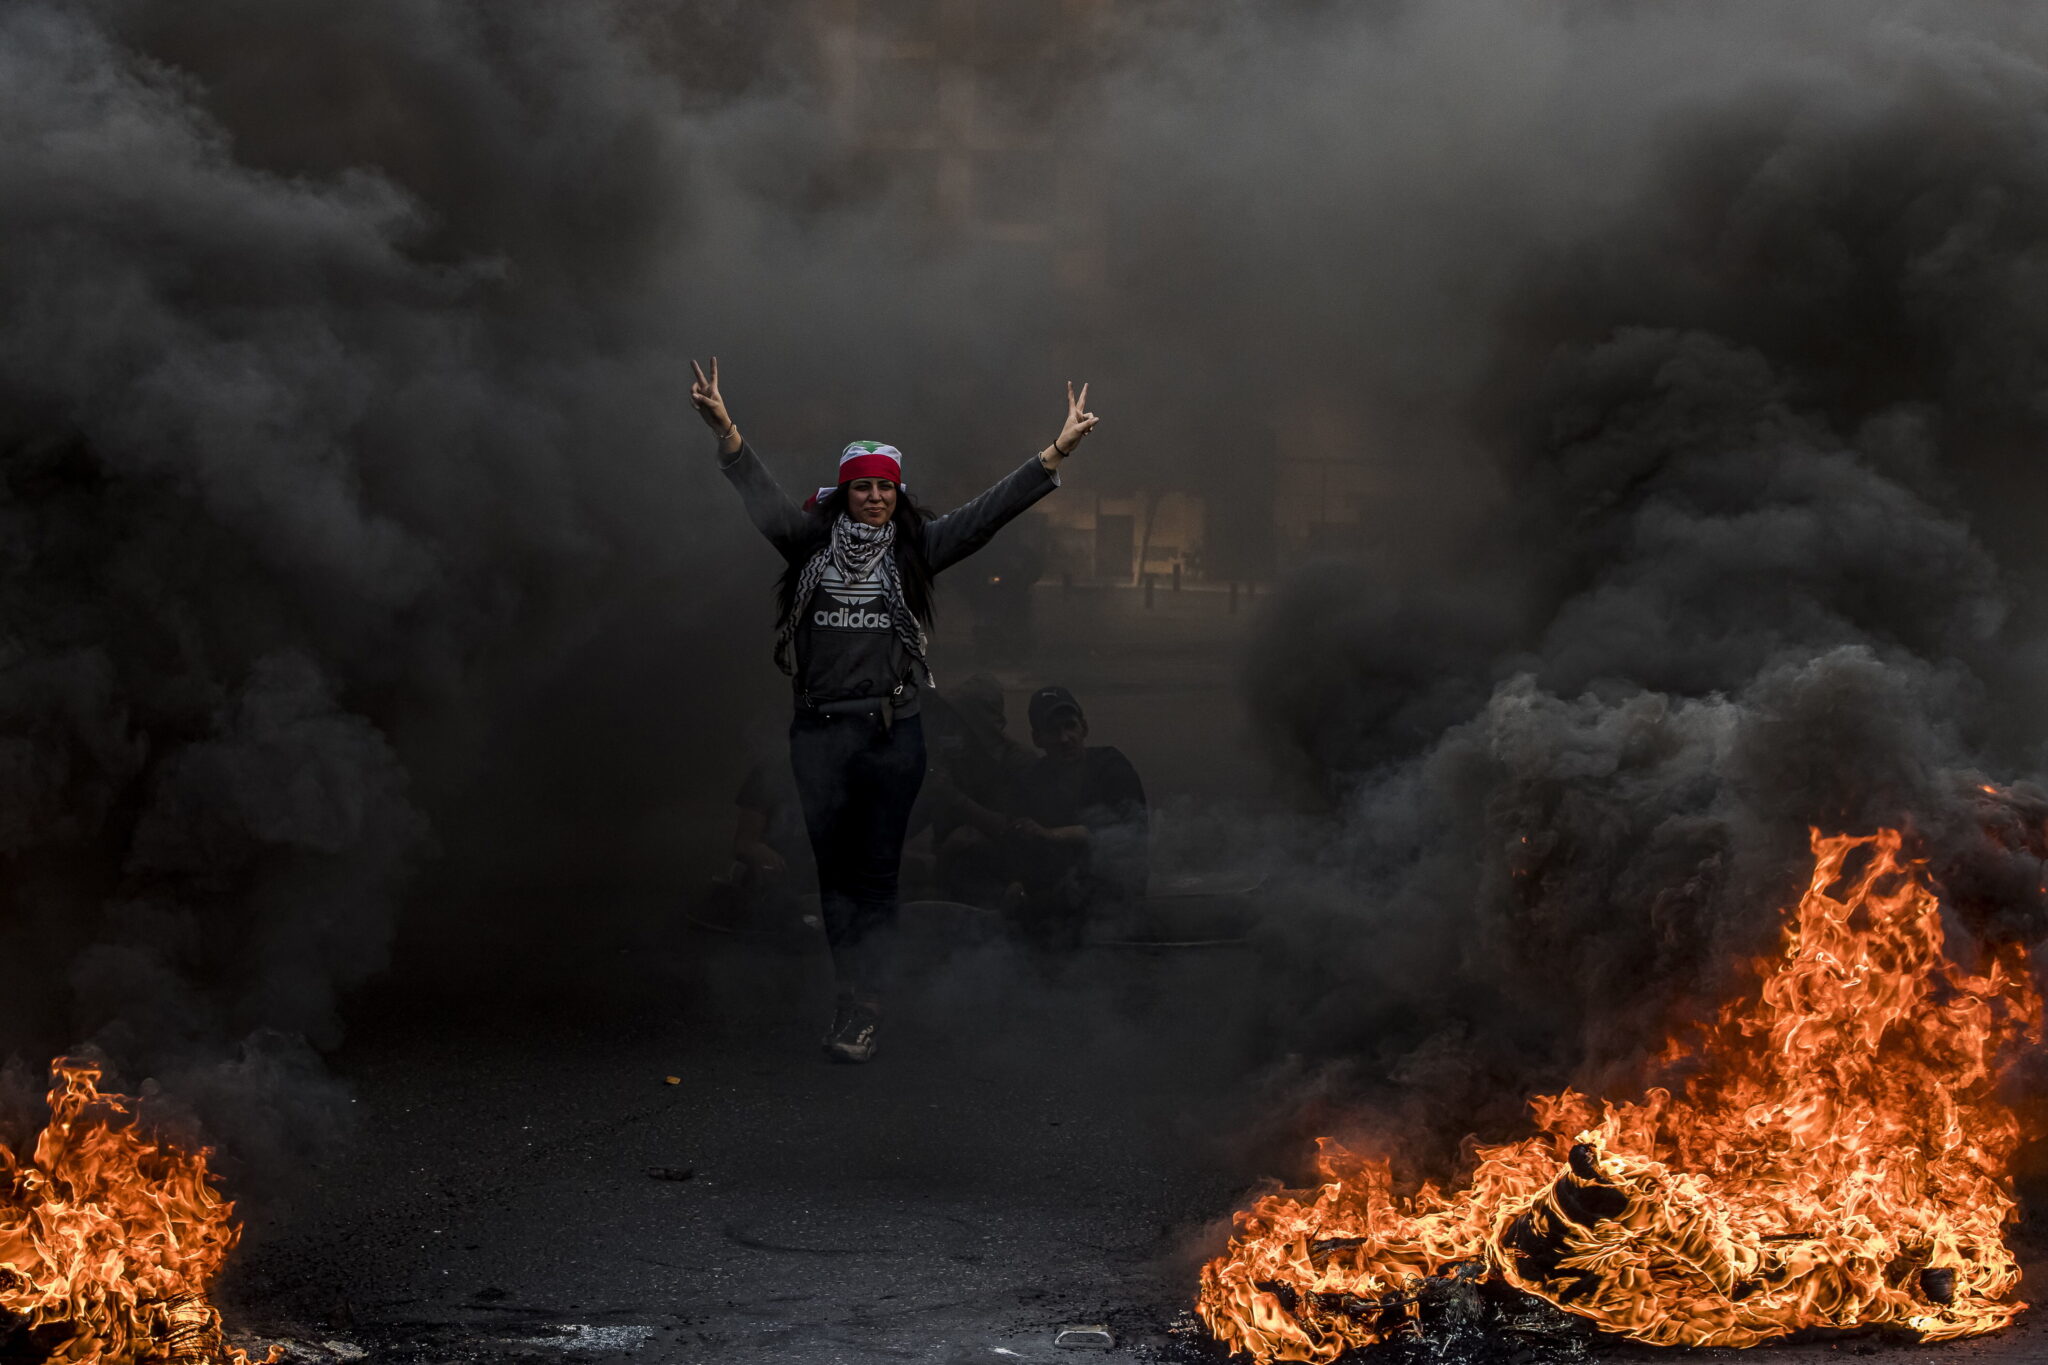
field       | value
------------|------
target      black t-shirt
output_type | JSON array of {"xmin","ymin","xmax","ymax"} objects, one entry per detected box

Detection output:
[
  {"xmin": 1015, "ymin": 746, "xmax": 1148, "ymax": 899},
  {"xmin": 719, "ymin": 445, "xmax": 1061, "ymax": 716},
  {"xmin": 794, "ymin": 556, "xmax": 906, "ymax": 708}
]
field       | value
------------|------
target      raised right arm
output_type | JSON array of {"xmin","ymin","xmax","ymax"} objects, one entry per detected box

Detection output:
[
  {"xmin": 719, "ymin": 442, "xmax": 810, "ymax": 555},
  {"xmin": 693, "ymin": 356, "xmax": 810, "ymax": 557}
]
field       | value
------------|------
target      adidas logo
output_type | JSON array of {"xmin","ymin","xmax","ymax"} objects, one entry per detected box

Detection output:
[{"xmin": 814, "ymin": 607, "xmax": 893, "ymax": 629}]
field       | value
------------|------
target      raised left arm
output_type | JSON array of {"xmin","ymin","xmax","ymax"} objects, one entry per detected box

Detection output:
[{"xmin": 924, "ymin": 382, "xmax": 1099, "ymax": 572}]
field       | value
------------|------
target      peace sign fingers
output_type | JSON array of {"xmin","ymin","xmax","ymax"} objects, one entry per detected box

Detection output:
[
  {"xmin": 1053, "ymin": 379, "xmax": 1099, "ymax": 460},
  {"xmin": 689, "ymin": 355, "xmax": 734, "ymax": 436}
]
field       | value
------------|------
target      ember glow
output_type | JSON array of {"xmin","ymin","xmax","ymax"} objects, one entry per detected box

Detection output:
[
  {"xmin": 1198, "ymin": 829, "xmax": 2042, "ymax": 1360},
  {"xmin": 0, "ymin": 1060, "xmax": 274, "ymax": 1365}
]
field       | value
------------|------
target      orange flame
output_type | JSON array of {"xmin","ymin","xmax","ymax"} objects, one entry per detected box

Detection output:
[
  {"xmin": 1198, "ymin": 829, "xmax": 2042, "ymax": 1359},
  {"xmin": 0, "ymin": 1060, "xmax": 276, "ymax": 1364}
]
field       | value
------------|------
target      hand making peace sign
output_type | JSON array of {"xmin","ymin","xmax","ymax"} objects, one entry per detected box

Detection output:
[
  {"xmin": 689, "ymin": 357, "xmax": 735, "ymax": 442},
  {"xmin": 1046, "ymin": 381, "xmax": 1099, "ymax": 469}
]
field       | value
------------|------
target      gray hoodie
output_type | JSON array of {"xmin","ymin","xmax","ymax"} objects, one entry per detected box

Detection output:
[{"xmin": 720, "ymin": 443, "xmax": 1059, "ymax": 716}]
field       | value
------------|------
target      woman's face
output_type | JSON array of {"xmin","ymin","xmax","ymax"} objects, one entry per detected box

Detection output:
[{"xmin": 847, "ymin": 478, "xmax": 897, "ymax": 526}]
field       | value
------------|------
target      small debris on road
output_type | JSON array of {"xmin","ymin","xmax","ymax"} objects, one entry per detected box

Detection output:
[
  {"xmin": 1054, "ymin": 1323, "xmax": 1114, "ymax": 1350},
  {"xmin": 645, "ymin": 1165, "xmax": 695, "ymax": 1182}
]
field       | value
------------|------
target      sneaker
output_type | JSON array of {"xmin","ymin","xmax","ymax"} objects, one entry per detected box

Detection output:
[{"xmin": 822, "ymin": 997, "xmax": 882, "ymax": 1064}]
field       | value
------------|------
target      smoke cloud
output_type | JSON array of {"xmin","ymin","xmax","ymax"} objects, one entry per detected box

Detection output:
[
  {"xmin": 12, "ymin": 0, "xmax": 2048, "ymax": 1196},
  {"xmin": 0, "ymin": 0, "xmax": 1155, "ymax": 1168},
  {"xmin": 1137, "ymin": 1, "xmax": 2048, "ymax": 1165},
  {"xmin": 0, "ymin": 0, "xmax": 786, "ymax": 1164}
]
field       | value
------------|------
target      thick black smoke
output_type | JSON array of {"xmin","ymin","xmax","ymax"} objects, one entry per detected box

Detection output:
[
  {"xmin": 0, "ymin": 0, "xmax": 787, "ymax": 1166},
  {"xmin": 0, "ymin": 0, "xmax": 1125, "ymax": 1170},
  {"xmin": 1141, "ymin": 3, "xmax": 2048, "ymax": 1166},
  {"xmin": 14, "ymin": 0, "xmax": 2048, "ymax": 1199}
]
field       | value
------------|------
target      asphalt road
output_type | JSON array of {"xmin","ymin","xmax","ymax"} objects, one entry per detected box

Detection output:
[
  {"xmin": 222, "ymin": 922, "xmax": 1277, "ymax": 1365},
  {"xmin": 215, "ymin": 585, "xmax": 2048, "ymax": 1365},
  {"xmin": 218, "ymin": 916, "xmax": 2048, "ymax": 1365}
]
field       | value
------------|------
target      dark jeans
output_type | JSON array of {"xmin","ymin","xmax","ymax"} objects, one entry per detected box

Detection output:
[{"xmin": 788, "ymin": 711, "xmax": 925, "ymax": 997}]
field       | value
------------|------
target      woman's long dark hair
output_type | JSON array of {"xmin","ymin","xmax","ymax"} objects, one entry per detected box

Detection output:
[{"xmin": 775, "ymin": 483, "xmax": 936, "ymax": 629}]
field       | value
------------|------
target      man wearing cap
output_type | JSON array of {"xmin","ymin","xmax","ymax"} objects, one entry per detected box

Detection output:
[{"xmin": 1008, "ymin": 686, "xmax": 1149, "ymax": 948}]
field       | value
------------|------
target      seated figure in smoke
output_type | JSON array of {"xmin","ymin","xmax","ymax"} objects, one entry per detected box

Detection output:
[
  {"xmin": 917, "ymin": 674, "xmax": 1036, "ymax": 908},
  {"xmin": 690, "ymin": 357, "xmax": 1100, "ymax": 1064}
]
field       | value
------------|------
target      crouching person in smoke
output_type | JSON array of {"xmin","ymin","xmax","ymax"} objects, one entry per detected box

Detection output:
[
  {"xmin": 920, "ymin": 674, "xmax": 1035, "ymax": 907},
  {"xmin": 691, "ymin": 357, "xmax": 1099, "ymax": 1062}
]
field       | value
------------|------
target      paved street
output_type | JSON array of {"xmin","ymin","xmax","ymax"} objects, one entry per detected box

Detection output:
[
  {"xmin": 217, "ymin": 584, "xmax": 2048, "ymax": 1365},
  {"xmin": 219, "ymin": 928, "xmax": 2048, "ymax": 1365},
  {"xmin": 223, "ymin": 927, "xmax": 1274, "ymax": 1364}
]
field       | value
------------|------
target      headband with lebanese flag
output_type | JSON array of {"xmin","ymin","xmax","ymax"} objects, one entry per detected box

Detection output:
[{"xmin": 806, "ymin": 440, "xmax": 905, "ymax": 508}]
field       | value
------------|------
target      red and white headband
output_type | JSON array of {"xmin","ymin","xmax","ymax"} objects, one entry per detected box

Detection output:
[{"xmin": 808, "ymin": 440, "xmax": 905, "ymax": 507}]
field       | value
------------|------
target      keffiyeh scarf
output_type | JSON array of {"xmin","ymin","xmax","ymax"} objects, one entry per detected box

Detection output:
[{"xmin": 777, "ymin": 515, "xmax": 931, "ymax": 690}]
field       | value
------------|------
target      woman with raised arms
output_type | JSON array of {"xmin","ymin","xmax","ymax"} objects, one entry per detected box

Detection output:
[{"xmin": 690, "ymin": 358, "xmax": 1099, "ymax": 1063}]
